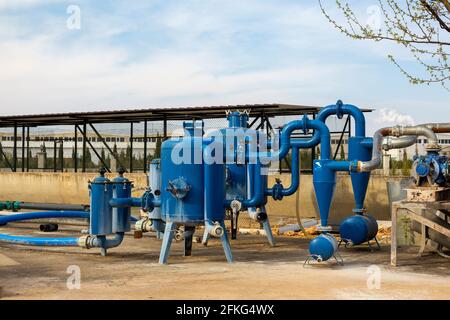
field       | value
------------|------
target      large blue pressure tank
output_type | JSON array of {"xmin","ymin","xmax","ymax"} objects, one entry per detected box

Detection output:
[
  {"xmin": 309, "ymin": 233, "xmax": 338, "ymax": 262},
  {"xmin": 112, "ymin": 170, "xmax": 132, "ymax": 233},
  {"xmin": 89, "ymin": 170, "xmax": 113, "ymax": 235},
  {"xmin": 161, "ymin": 121, "xmax": 225, "ymax": 224},
  {"xmin": 226, "ymin": 164, "xmax": 247, "ymax": 201},
  {"xmin": 339, "ymin": 214, "xmax": 378, "ymax": 246}
]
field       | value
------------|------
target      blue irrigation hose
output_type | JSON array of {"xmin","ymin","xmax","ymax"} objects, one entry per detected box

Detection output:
[
  {"xmin": 0, "ymin": 234, "xmax": 80, "ymax": 246},
  {"xmin": 0, "ymin": 211, "xmax": 135, "ymax": 248},
  {"xmin": 0, "ymin": 211, "xmax": 89, "ymax": 247},
  {"xmin": 0, "ymin": 211, "xmax": 89, "ymax": 225}
]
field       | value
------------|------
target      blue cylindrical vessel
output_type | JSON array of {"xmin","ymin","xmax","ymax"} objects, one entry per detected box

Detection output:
[
  {"xmin": 226, "ymin": 164, "xmax": 247, "ymax": 201},
  {"xmin": 339, "ymin": 214, "xmax": 378, "ymax": 245},
  {"xmin": 309, "ymin": 233, "xmax": 338, "ymax": 262},
  {"xmin": 148, "ymin": 159, "xmax": 162, "ymax": 220},
  {"xmin": 112, "ymin": 175, "xmax": 132, "ymax": 233},
  {"xmin": 312, "ymin": 160, "xmax": 336, "ymax": 227},
  {"xmin": 161, "ymin": 122, "xmax": 225, "ymax": 224},
  {"xmin": 89, "ymin": 172, "xmax": 113, "ymax": 235},
  {"xmin": 204, "ymin": 157, "xmax": 226, "ymax": 222},
  {"xmin": 348, "ymin": 137, "xmax": 372, "ymax": 213}
]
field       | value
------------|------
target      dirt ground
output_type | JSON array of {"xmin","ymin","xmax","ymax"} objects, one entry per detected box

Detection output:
[{"xmin": 0, "ymin": 222, "xmax": 450, "ymax": 300}]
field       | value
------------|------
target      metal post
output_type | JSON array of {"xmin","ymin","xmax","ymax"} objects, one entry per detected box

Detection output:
[
  {"xmin": 130, "ymin": 122, "xmax": 134, "ymax": 173},
  {"xmin": 82, "ymin": 122, "xmax": 87, "ymax": 172},
  {"xmin": 311, "ymin": 113, "xmax": 316, "ymax": 164},
  {"xmin": 26, "ymin": 127, "xmax": 30, "ymax": 172},
  {"xmin": 333, "ymin": 115, "xmax": 350, "ymax": 160},
  {"xmin": 144, "ymin": 120, "xmax": 148, "ymax": 173},
  {"xmin": 13, "ymin": 122, "xmax": 17, "ymax": 172},
  {"xmin": 74, "ymin": 126, "xmax": 78, "ymax": 173},
  {"xmin": 21, "ymin": 126, "xmax": 25, "ymax": 172},
  {"xmin": 163, "ymin": 115, "xmax": 167, "ymax": 141},
  {"xmin": 60, "ymin": 141, "xmax": 64, "ymax": 172},
  {"xmin": 53, "ymin": 140, "xmax": 57, "ymax": 173}
]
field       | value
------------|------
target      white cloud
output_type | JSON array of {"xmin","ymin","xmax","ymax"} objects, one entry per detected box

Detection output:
[{"xmin": 376, "ymin": 108, "xmax": 415, "ymax": 126}]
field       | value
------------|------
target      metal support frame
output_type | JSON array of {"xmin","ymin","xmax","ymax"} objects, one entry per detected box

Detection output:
[
  {"xmin": 88, "ymin": 122, "xmax": 125, "ymax": 172},
  {"xmin": 74, "ymin": 126, "xmax": 78, "ymax": 172},
  {"xmin": 21, "ymin": 126, "xmax": 25, "ymax": 172},
  {"xmin": 0, "ymin": 141, "xmax": 13, "ymax": 171},
  {"xmin": 82, "ymin": 121, "xmax": 87, "ymax": 172},
  {"xmin": 144, "ymin": 120, "xmax": 148, "ymax": 173},
  {"xmin": 26, "ymin": 127, "xmax": 30, "ymax": 172},
  {"xmin": 13, "ymin": 122, "xmax": 17, "ymax": 172},
  {"xmin": 163, "ymin": 115, "xmax": 168, "ymax": 141},
  {"xmin": 130, "ymin": 122, "xmax": 134, "ymax": 173},
  {"xmin": 391, "ymin": 201, "xmax": 450, "ymax": 266},
  {"xmin": 76, "ymin": 124, "xmax": 111, "ymax": 173},
  {"xmin": 333, "ymin": 115, "xmax": 350, "ymax": 160}
]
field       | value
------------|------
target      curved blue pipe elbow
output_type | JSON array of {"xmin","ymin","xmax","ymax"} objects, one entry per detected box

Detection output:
[
  {"xmin": 317, "ymin": 100, "xmax": 366, "ymax": 137},
  {"xmin": 91, "ymin": 232, "xmax": 125, "ymax": 249}
]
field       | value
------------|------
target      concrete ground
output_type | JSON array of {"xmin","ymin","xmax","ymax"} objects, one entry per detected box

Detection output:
[{"xmin": 0, "ymin": 222, "xmax": 450, "ymax": 300}]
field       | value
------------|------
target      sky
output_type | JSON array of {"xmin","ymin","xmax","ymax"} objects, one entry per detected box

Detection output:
[{"xmin": 0, "ymin": 0, "xmax": 448, "ymax": 134}]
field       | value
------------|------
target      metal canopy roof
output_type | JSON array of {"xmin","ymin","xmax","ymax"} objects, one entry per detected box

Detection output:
[{"xmin": 0, "ymin": 103, "xmax": 373, "ymax": 128}]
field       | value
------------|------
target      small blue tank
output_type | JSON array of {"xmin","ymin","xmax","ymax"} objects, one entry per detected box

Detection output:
[
  {"xmin": 112, "ymin": 169, "xmax": 132, "ymax": 233},
  {"xmin": 309, "ymin": 233, "xmax": 338, "ymax": 262},
  {"xmin": 89, "ymin": 169, "xmax": 113, "ymax": 235},
  {"xmin": 339, "ymin": 214, "xmax": 378, "ymax": 246}
]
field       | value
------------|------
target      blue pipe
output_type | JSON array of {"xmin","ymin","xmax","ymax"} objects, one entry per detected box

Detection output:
[
  {"xmin": 317, "ymin": 100, "xmax": 366, "ymax": 137},
  {"xmin": 252, "ymin": 117, "xmax": 331, "ymax": 161},
  {"xmin": 109, "ymin": 197, "xmax": 142, "ymax": 208},
  {"xmin": 325, "ymin": 160, "xmax": 352, "ymax": 172},
  {"xmin": 265, "ymin": 148, "xmax": 301, "ymax": 197},
  {"xmin": 0, "ymin": 211, "xmax": 89, "ymax": 247},
  {"xmin": 0, "ymin": 211, "xmax": 89, "ymax": 225},
  {"xmin": 0, "ymin": 234, "xmax": 80, "ymax": 246},
  {"xmin": 90, "ymin": 232, "xmax": 125, "ymax": 249}
]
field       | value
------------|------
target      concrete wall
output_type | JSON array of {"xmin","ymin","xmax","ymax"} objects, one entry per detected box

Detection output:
[{"xmin": 0, "ymin": 172, "xmax": 398, "ymax": 223}]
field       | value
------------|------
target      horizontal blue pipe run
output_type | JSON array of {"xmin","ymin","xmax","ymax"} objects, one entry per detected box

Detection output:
[
  {"xmin": 0, "ymin": 211, "xmax": 90, "ymax": 247},
  {"xmin": 0, "ymin": 234, "xmax": 79, "ymax": 246},
  {"xmin": 0, "ymin": 211, "xmax": 89, "ymax": 225},
  {"xmin": 109, "ymin": 197, "xmax": 142, "ymax": 208},
  {"xmin": 325, "ymin": 160, "xmax": 352, "ymax": 172}
]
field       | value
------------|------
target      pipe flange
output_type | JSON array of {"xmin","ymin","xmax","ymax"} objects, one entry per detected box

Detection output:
[
  {"xmin": 335, "ymin": 100, "xmax": 344, "ymax": 119},
  {"xmin": 78, "ymin": 235, "xmax": 93, "ymax": 249},
  {"xmin": 208, "ymin": 223, "xmax": 224, "ymax": 238}
]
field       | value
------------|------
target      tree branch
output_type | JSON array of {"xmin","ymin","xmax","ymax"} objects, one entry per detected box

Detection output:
[{"xmin": 420, "ymin": 0, "xmax": 450, "ymax": 32}]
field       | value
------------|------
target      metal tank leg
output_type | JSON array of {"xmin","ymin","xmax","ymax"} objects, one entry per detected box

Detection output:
[
  {"xmin": 159, "ymin": 222, "xmax": 177, "ymax": 264},
  {"xmin": 231, "ymin": 211, "xmax": 239, "ymax": 240},
  {"xmin": 184, "ymin": 226, "xmax": 195, "ymax": 257},
  {"xmin": 220, "ymin": 221, "xmax": 233, "ymax": 263},
  {"xmin": 202, "ymin": 230, "xmax": 210, "ymax": 246},
  {"xmin": 262, "ymin": 218, "xmax": 276, "ymax": 247},
  {"xmin": 156, "ymin": 231, "xmax": 163, "ymax": 240}
]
